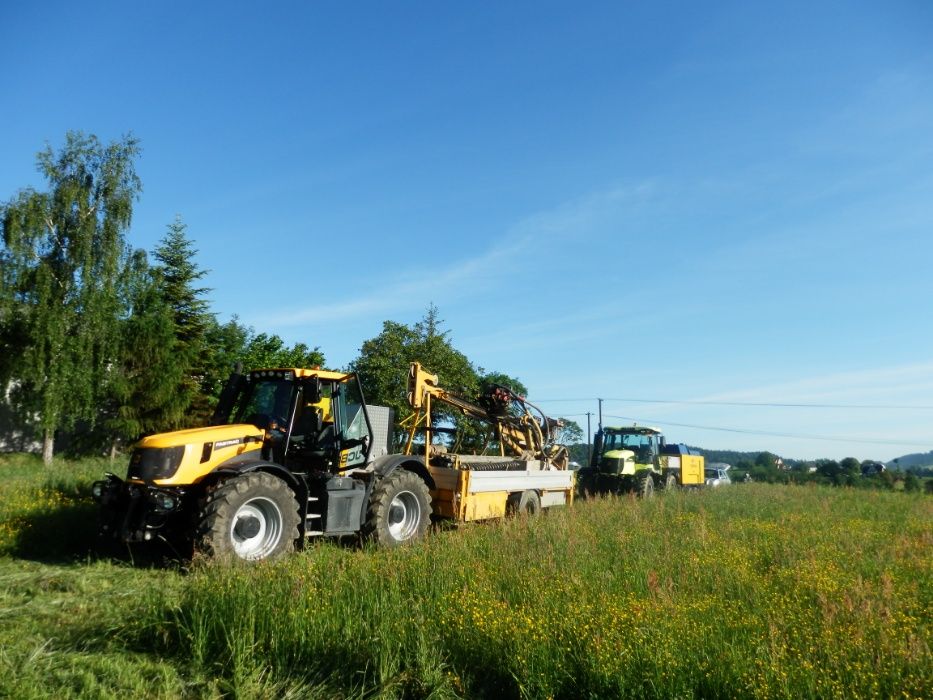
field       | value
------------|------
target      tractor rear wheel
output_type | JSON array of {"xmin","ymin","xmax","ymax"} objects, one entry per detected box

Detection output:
[
  {"xmin": 197, "ymin": 472, "xmax": 300, "ymax": 561},
  {"xmin": 507, "ymin": 489, "xmax": 541, "ymax": 516},
  {"xmin": 634, "ymin": 471, "xmax": 655, "ymax": 498},
  {"xmin": 364, "ymin": 470, "xmax": 432, "ymax": 547}
]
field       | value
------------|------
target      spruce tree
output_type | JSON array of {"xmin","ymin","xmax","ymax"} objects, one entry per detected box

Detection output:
[
  {"xmin": 151, "ymin": 216, "xmax": 212, "ymax": 425},
  {"xmin": 102, "ymin": 250, "xmax": 188, "ymax": 454}
]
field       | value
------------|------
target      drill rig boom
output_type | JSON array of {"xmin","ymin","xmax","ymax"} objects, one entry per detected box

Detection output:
[{"xmin": 403, "ymin": 362, "xmax": 568, "ymax": 468}]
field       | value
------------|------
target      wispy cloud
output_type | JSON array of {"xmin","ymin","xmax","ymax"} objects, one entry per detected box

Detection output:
[
  {"xmin": 247, "ymin": 180, "xmax": 659, "ymax": 329},
  {"xmin": 697, "ymin": 361, "xmax": 933, "ymax": 406},
  {"xmin": 251, "ymin": 235, "xmax": 528, "ymax": 327}
]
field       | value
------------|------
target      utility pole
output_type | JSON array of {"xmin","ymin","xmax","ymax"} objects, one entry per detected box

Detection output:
[{"xmin": 586, "ymin": 411, "xmax": 593, "ymax": 464}]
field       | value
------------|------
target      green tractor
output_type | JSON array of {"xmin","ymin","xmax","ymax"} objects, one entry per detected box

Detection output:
[{"xmin": 577, "ymin": 425, "xmax": 704, "ymax": 497}]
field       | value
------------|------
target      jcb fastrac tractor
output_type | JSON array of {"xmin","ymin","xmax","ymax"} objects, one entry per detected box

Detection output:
[
  {"xmin": 576, "ymin": 425, "xmax": 704, "ymax": 497},
  {"xmin": 93, "ymin": 362, "xmax": 574, "ymax": 561}
]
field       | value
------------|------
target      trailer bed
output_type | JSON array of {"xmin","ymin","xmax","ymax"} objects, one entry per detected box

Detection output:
[{"xmin": 428, "ymin": 462, "xmax": 574, "ymax": 521}]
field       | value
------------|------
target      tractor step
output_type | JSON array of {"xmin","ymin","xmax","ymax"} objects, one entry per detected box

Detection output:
[{"xmin": 304, "ymin": 530, "xmax": 323, "ymax": 537}]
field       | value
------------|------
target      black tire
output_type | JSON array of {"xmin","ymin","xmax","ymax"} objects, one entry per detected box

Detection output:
[
  {"xmin": 364, "ymin": 470, "xmax": 432, "ymax": 547},
  {"xmin": 197, "ymin": 472, "xmax": 300, "ymax": 561},
  {"xmin": 576, "ymin": 468, "xmax": 597, "ymax": 498},
  {"xmin": 634, "ymin": 470, "xmax": 655, "ymax": 499},
  {"xmin": 664, "ymin": 472, "xmax": 678, "ymax": 491},
  {"xmin": 507, "ymin": 489, "xmax": 541, "ymax": 516}
]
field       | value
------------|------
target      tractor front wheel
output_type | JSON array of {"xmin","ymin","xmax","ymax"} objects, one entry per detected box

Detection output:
[
  {"xmin": 197, "ymin": 472, "xmax": 300, "ymax": 561},
  {"xmin": 634, "ymin": 471, "xmax": 655, "ymax": 498},
  {"xmin": 364, "ymin": 470, "xmax": 432, "ymax": 547}
]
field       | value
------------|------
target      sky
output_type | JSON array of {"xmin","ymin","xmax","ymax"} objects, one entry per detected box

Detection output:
[{"xmin": 2, "ymin": 1, "xmax": 932, "ymax": 461}]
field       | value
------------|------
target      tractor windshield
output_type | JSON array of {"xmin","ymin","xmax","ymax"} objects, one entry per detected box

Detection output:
[
  {"xmin": 232, "ymin": 377, "xmax": 297, "ymax": 428},
  {"xmin": 601, "ymin": 431, "xmax": 659, "ymax": 462}
]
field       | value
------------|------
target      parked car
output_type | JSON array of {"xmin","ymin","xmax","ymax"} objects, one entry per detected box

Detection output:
[{"xmin": 705, "ymin": 463, "xmax": 732, "ymax": 487}]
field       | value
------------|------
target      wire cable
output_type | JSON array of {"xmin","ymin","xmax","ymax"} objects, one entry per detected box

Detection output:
[
  {"xmin": 531, "ymin": 397, "xmax": 933, "ymax": 410},
  {"xmin": 602, "ymin": 414, "xmax": 932, "ymax": 448}
]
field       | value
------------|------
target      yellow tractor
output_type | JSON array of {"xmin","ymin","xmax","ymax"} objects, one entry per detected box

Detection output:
[
  {"xmin": 93, "ymin": 362, "xmax": 574, "ymax": 560},
  {"xmin": 576, "ymin": 425, "xmax": 704, "ymax": 497}
]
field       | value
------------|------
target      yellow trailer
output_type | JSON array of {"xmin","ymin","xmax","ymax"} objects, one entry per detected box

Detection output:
[{"xmin": 429, "ymin": 457, "xmax": 575, "ymax": 520}]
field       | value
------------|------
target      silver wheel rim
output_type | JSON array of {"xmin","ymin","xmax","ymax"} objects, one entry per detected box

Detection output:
[
  {"xmin": 387, "ymin": 490, "xmax": 421, "ymax": 541},
  {"xmin": 230, "ymin": 496, "xmax": 283, "ymax": 560}
]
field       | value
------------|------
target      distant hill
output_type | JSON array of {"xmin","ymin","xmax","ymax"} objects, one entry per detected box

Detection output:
[
  {"xmin": 887, "ymin": 451, "xmax": 933, "ymax": 471},
  {"xmin": 571, "ymin": 443, "xmax": 933, "ymax": 472}
]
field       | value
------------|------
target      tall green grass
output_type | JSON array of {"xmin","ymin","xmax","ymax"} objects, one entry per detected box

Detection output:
[
  {"xmin": 144, "ymin": 485, "xmax": 931, "ymax": 699},
  {"xmin": 0, "ymin": 454, "xmax": 199, "ymax": 698},
  {"xmin": 0, "ymin": 454, "xmax": 930, "ymax": 698}
]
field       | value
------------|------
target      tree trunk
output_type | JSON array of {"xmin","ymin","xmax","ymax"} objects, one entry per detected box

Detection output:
[
  {"xmin": 42, "ymin": 428, "xmax": 54, "ymax": 466},
  {"xmin": 109, "ymin": 439, "xmax": 119, "ymax": 462}
]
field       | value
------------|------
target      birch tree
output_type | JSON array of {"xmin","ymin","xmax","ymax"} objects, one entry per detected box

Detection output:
[{"xmin": 0, "ymin": 132, "xmax": 141, "ymax": 463}]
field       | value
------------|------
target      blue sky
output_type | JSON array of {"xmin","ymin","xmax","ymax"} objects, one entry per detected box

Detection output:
[{"xmin": 2, "ymin": 1, "xmax": 932, "ymax": 460}]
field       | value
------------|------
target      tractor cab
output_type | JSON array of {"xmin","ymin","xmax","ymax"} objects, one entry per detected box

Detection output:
[{"xmin": 213, "ymin": 368, "xmax": 374, "ymax": 473}]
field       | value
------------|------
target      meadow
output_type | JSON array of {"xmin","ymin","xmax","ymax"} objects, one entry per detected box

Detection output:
[{"xmin": 0, "ymin": 453, "xmax": 929, "ymax": 699}]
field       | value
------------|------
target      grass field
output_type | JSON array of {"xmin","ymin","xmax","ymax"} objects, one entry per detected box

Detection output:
[{"xmin": 0, "ymin": 453, "xmax": 930, "ymax": 699}]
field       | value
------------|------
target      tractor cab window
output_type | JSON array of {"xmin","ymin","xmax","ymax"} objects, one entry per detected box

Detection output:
[
  {"xmin": 289, "ymin": 381, "xmax": 332, "ymax": 443},
  {"xmin": 233, "ymin": 375, "xmax": 297, "ymax": 429},
  {"xmin": 602, "ymin": 432, "xmax": 659, "ymax": 462},
  {"xmin": 334, "ymin": 376, "xmax": 372, "ymax": 469}
]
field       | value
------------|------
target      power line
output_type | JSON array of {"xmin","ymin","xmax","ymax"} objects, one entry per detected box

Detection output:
[
  {"xmin": 602, "ymin": 414, "xmax": 932, "ymax": 448},
  {"xmin": 531, "ymin": 397, "xmax": 933, "ymax": 410}
]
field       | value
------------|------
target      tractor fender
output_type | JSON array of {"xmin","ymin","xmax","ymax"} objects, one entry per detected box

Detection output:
[
  {"xmin": 369, "ymin": 454, "xmax": 436, "ymax": 490},
  {"xmin": 205, "ymin": 459, "xmax": 308, "ymax": 503}
]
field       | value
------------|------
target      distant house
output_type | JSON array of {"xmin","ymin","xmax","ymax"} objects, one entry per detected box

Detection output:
[{"xmin": 0, "ymin": 381, "xmax": 40, "ymax": 453}]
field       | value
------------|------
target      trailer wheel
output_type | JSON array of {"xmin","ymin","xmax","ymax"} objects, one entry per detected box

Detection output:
[
  {"xmin": 634, "ymin": 471, "xmax": 655, "ymax": 499},
  {"xmin": 198, "ymin": 472, "xmax": 300, "ymax": 561},
  {"xmin": 507, "ymin": 489, "xmax": 541, "ymax": 516},
  {"xmin": 664, "ymin": 472, "xmax": 678, "ymax": 491},
  {"xmin": 364, "ymin": 470, "xmax": 432, "ymax": 547}
]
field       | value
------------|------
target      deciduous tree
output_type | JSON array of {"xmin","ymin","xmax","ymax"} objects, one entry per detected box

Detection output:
[
  {"xmin": 351, "ymin": 306, "xmax": 478, "ymax": 427},
  {"xmin": 555, "ymin": 417, "xmax": 584, "ymax": 446},
  {"xmin": 239, "ymin": 332, "xmax": 326, "ymax": 371},
  {"xmin": 0, "ymin": 132, "xmax": 141, "ymax": 463}
]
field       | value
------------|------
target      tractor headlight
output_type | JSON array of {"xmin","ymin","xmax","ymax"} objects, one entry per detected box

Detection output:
[
  {"xmin": 149, "ymin": 491, "xmax": 180, "ymax": 512},
  {"xmin": 91, "ymin": 481, "xmax": 106, "ymax": 501}
]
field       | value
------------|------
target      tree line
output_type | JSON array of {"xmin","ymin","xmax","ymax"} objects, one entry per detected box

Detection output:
[
  {"xmin": 707, "ymin": 451, "xmax": 931, "ymax": 493},
  {"xmin": 1, "ymin": 132, "xmax": 581, "ymax": 463}
]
